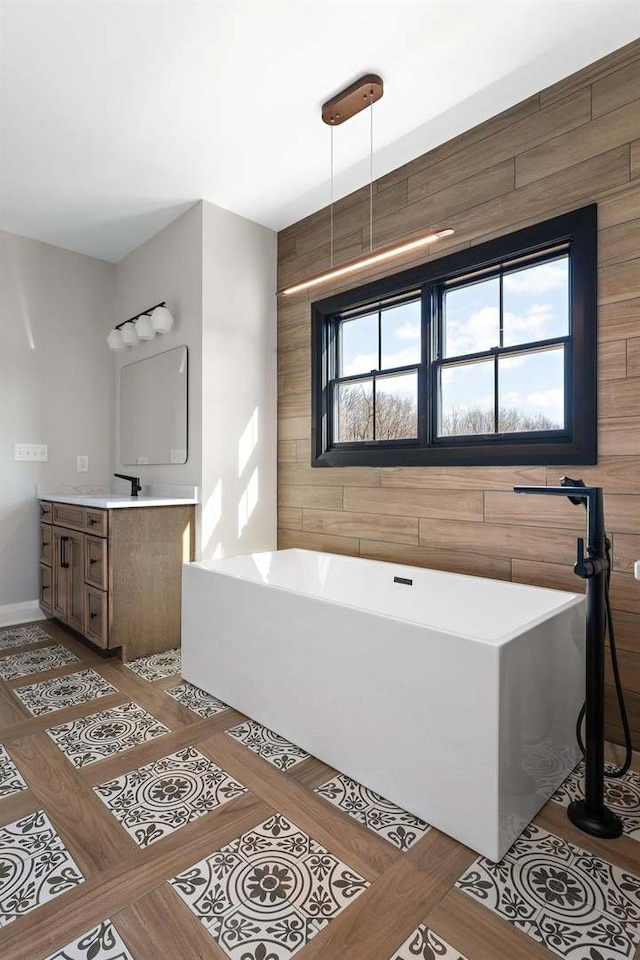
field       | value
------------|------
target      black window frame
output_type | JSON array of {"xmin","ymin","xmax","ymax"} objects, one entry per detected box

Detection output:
[{"xmin": 311, "ymin": 205, "xmax": 597, "ymax": 468}]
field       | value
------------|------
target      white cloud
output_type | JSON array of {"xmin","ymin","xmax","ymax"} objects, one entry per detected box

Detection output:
[
  {"xmin": 503, "ymin": 260, "xmax": 567, "ymax": 295},
  {"xmin": 393, "ymin": 320, "xmax": 420, "ymax": 342},
  {"xmin": 445, "ymin": 305, "xmax": 499, "ymax": 356},
  {"xmin": 502, "ymin": 387, "xmax": 564, "ymax": 424}
]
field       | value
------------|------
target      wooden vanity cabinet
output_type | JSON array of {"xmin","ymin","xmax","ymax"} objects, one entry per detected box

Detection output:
[{"xmin": 39, "ymin": 500, "xmax": 195, "ymax": 661}]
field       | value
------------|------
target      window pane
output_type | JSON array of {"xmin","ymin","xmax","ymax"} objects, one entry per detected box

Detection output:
[
  {"xmin": 381, "ymin": 300, "xmax": 421, "ymax": 369},
  {"xmin": 335, "ymin": 379, "xmax": 373, "ymax": 442},
  {"xmin": 503, "ymin": 256, "xmax": 569, "ymax": 347},
  {"xmin": 439, "ymin": 360, "xmax": 495, "ymax": 436},
  {"xmin": 375, "ymin": 371, "xmax": 418, "ymax": 440},
  {"xmin": 443, "ymin": 277, "xmax": 500, "ymax": 358},
  {"xmin": 339, "ymin": 312, "xmax": 378, "ymax": 376},
  {"xmin": 498, "ymin": 347, "xmax": 564, "ymax": 432}
]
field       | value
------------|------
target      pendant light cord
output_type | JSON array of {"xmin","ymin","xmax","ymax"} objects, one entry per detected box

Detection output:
[
  {"xmin": 330, "ymin": 124, "xmax": 334, "ymax": 268},
  {"xmin": 369, "ymin": 89, "xmax": 374, "ymax": 253}
]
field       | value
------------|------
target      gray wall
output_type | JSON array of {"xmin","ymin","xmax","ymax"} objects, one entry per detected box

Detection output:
[
  {"xmin": 0, "ymin": 230, "xmax": 115, "ymax": 612},
  {"xmin": 201, "ymin": 200, "xmax": 277, "ymax": 560},
  {"xmin": 113, "ymin": 202, "xmax": 203, "ymax": 493}
]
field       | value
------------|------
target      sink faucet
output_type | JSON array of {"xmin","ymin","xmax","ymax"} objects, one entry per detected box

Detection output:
[
  {"xmin": 513, "ymin": 476, "xmax": 622, "ymax": 840},
  {"xmin": 114, "ymin": 473, "xmax": 142, "ymax": 498}
]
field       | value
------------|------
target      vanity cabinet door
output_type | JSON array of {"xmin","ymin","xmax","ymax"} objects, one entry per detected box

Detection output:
[
  {"xmin": 39, "ymin": 563, "xmax": 52, "ymax": 614},
  {"xmin": 66, "ymin": 530, "xmax": 85, "ymax": 633},
  {"xmin": 85, "ymin": 536, "xmax": 108, "ymax": 590},
  {"xmin": 40, "ymin": 524, "xmax": 52, "ymax": 565},
  {"xmin": 52, "ymin": 525, "xmax": 84, "ymax": 632},
  {"xmin": 84, "ymin": 587, "xmax": 108, "ymax": 648},
  {"xmin": 52, "ymin": 528, "xmax": 69, "ymax": 621}
]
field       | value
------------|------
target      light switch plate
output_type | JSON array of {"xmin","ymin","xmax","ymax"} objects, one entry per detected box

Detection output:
[
  {"xmin": 77, "ymin": 455, "xmax": 89, "ymax": 473},
  {"xmin": 635, "ymin": 560, "xmax": 640, "ymax": 581},
  {"xmin": 14, "ymin": 443, "xmax": 48, "ymax": 462}
]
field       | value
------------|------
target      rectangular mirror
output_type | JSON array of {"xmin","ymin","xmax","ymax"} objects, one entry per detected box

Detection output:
[{"xmin": 120, "ymin": 346, "xmax": 188, "ymax": 465}]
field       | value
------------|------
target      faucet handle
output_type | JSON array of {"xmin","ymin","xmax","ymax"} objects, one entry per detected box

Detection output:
[
  {"xmin": 575, "ymin": 537, "xmax": 591, "ymax": 579},
  {"xmin": 574, "ymin": 537, "xmax": 604, "ymax": 579}
]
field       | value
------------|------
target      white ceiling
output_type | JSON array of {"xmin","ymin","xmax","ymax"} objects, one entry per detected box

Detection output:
[{"xmin": 1, "ymin": 0, "xmax": 639, "ymax": 263}]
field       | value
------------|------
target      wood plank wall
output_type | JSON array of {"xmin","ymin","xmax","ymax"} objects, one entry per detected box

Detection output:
[{"xmin": 277, "ymin": 39, "xmax": 640, "ymax": 749}]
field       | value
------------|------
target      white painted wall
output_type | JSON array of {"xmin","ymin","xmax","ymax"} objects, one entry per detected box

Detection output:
[
  {"xmin": 113, "ymin": 203, "xmax": 203, "ymax": 493},
  {"xmin": 0, "ymin": 231, "xmax": 115, "ymax": 617},
  {"xmin": 200, "ymin": 201, "xmax": 277, "ymax": 559}
]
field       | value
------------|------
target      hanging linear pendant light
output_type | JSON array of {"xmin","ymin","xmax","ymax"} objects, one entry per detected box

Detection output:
[{"xmin": 278, "ymin": 74, "xmax": 454, "ymax": 297}]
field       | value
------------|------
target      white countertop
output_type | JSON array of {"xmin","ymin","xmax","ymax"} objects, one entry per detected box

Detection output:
[{"xmin": 39, "ymin": 494, "xmax": 198, "ymax": 509}]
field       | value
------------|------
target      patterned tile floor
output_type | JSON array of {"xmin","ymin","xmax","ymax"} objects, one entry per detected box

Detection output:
[
  {"xmin": 456, "ymin": 821, "xmax": 640, "ymax": 960},
  {"xmin": 389, "ymin": 923, "xmax": 469, "ymax": 959},
  {"xmin": 13, "ymin": 668, "xmax": 118, "ymax": 717},
  {"xmin": 553, "ymin": 762, "xmax": 640, "ymax": 841},
  {"xmin": 314, "ymin": 772, "xmax": 430, "ymax": 851},
  {"xmin": 169, "ymin": 811, "xmax": 369, "ymax": 959},
  {"xmin": 94, "ymin": 746, "xmax": 247, "ymax": 848},
  {"xmin": 0, "ymin": 810, "xmax": 84, "ymax": 928},
  {"xmin": 0, "ymin": 624, "xmax": 52, "ymax": 650},
  {"xmin": 226, "ymin": 719, "xmax": 309, "ymax": 771},
  {"xmin": 1, "ymin": 620, "xmax": 639, "ymax": 960},
  {"xmin": 165, "ymin": 681, "xmax": 229, "ymax": 718},
  {"xmin": 43, "ymin": 920, "xmax": 134, "ymax": 960},
  {"xmin": 0, "ymin": 643, "xmax": 79, "ymax": 681},
  {"xmin": 0, "ymin": 743, "xmax": 28, "ymax": 798},
  {"xmin": 47, "ymin": 701, "xmax": 170, "ymax": 768},
  {"xmin": 124, "ymin": 649, "xmax": 181, "ymax": 682}
]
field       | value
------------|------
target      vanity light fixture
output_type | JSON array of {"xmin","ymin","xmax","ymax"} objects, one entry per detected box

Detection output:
[
  {"xmin": 277, "ymin": 74, "xmax": 454, "ymax": 297},
  {"xmin": 106, "ymin": 301, "xmax": 175, "ymax": 351}
]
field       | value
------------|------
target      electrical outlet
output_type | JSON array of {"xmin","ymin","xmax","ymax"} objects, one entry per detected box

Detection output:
[
  {"xmin": 77, "ymin": 455, "xmax": 89, "ymax": 473},
  {"xmin": 14, "ymin": 443, "xmax": 48, "ymax": 462}
]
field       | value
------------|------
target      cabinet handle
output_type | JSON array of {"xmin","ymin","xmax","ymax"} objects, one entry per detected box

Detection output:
[
  {"xmin": 88, "ymin": 517, "xmax": 97, "ymax": 526},
  {"xmin": 90, "ymin": 611, "xmax": 97, "ymax": 619},
  {"xmin": 42, "ymin": 540, "xmax": 49, "ymax": 548},
  {"xmin": 89, "ymin": 557, "xmax": 98, "ymax": 565},
  {"xmin": 60, "ymin": 536, "xmax": 69, "ymax": 569}
]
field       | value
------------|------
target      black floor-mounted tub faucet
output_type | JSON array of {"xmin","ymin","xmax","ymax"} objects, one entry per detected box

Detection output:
[{"xmin": 513, "ymin": 477, "xmax": 623, "ymax": 840}]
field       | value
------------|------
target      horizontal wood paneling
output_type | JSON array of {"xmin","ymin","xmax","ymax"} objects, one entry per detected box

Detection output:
[
  {"xmin": 344, "ymin": 486, "xmax": 483, "ymax": 522},
  {"xmin": 277, "ymin": 40, "xmax": 640, "ymax": 748}
]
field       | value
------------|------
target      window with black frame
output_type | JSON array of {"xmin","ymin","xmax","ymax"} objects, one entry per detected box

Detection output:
[{"xmin": 312, "ymin": 206, "xmax": 596, "ymax": 468}]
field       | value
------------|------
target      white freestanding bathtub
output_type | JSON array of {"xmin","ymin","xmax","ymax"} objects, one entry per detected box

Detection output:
[{"xmin": 182, "ymin": 548, "xmax": 585, "ymax": 861}]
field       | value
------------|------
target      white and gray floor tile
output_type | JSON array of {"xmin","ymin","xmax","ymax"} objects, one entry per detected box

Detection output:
[
  {"xmin": 124, "ymin": 649, "xmax": 181, "ymax": 682},
  {"xmin": 165, "ymin": 681, "xmax": 229, "ymax": 718},
  {"xmin": 0, "ymin": 744, "xmax": 28, "ymax": 798},
  {"xmin": 314, "ymin": 773, "xmax": 430, "ymax": 851},
  {"xmin": 225, "ymin": 720, "xmax": 309, "ymax": 771},
  {"xmin": 456, "ymin": 821, "xmax": 640, "ymax": 960},
  {"xmin": 0, "ymin": 643, "xmax": 79, "ymax": 681},
  {"xmin": 13, "ymin": 668, "xmax": 118, "ymax": 717},
  {"xmin": 47, "ymin": 701, "xmax": 170, "ymax": 768},
  {"xmin": 389, "ymin": 923, "xmax": 469, "ymax": 959},
  {"xmin": 0, "ymin": 809, "xmax": 84, "ymax": 927},
  {"xmin": 0, "ymin": 624, "xmax": 52, "ymax": 650},
  {"xmin": 44, "ymin": 919, "xmax": 134, "ymax": 960},
  {"xmin": 169, "ymin": 811, "xmax": 369, "ymax": 959},
  {"xmin": 553, "ymin": 762, "xmax": 640, "ymax": 842},
  {"xmin": 94, "ymin": 745, "xmax": 246, "ymax": 848}
]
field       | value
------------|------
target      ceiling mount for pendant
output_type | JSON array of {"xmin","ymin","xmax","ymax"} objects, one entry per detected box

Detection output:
[{"xmin": 322, "ymin": 74, "xmax": 383, "ymax": 125}]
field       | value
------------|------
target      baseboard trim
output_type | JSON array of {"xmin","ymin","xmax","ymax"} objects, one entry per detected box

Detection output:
[{"xmin": 0, "ymin": 600, "xmax": 48, "ymax": 629}]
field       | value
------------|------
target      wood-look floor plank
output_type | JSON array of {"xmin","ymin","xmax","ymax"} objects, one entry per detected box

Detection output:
[
  {"xmin": 535, "ymin": 798, "xmax": 640, "ymax": 874},
  {"xmin": 426, "ymin": 888, "xmax": 552, "ymax": 960},
  {"xmin": 199, "ymin": 730, "xmax": 399, "ymax": 880},
  {"xmin": 297, "ymin": 830, "xmax": 476, "ymax": 960},
  {"xmin": 0, "ymin": 792, "xmax": 270, "ymax": 960},
  {"xmin": 5, "ymin": 730, "xmax": 136, "ymax": 875},
  {"xmin": 112, "ymin": 885, "xmax": 229, "ymax": 960}
]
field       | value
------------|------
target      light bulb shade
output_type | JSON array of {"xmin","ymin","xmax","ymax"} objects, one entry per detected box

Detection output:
[
  {"xmin": 134, "ymin": 313, "xmax": 155, "ymax": 340},
  {"xmin": 107, "ymin": 328, "xmax": 125, "ymax": 351},
  {"xmin": 120, "ymin": 322, "xmax": 139, "ymax": 346},
  {"xmin": 151, "ymin": 305, "xmax": 174, "ymax": 334}
]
